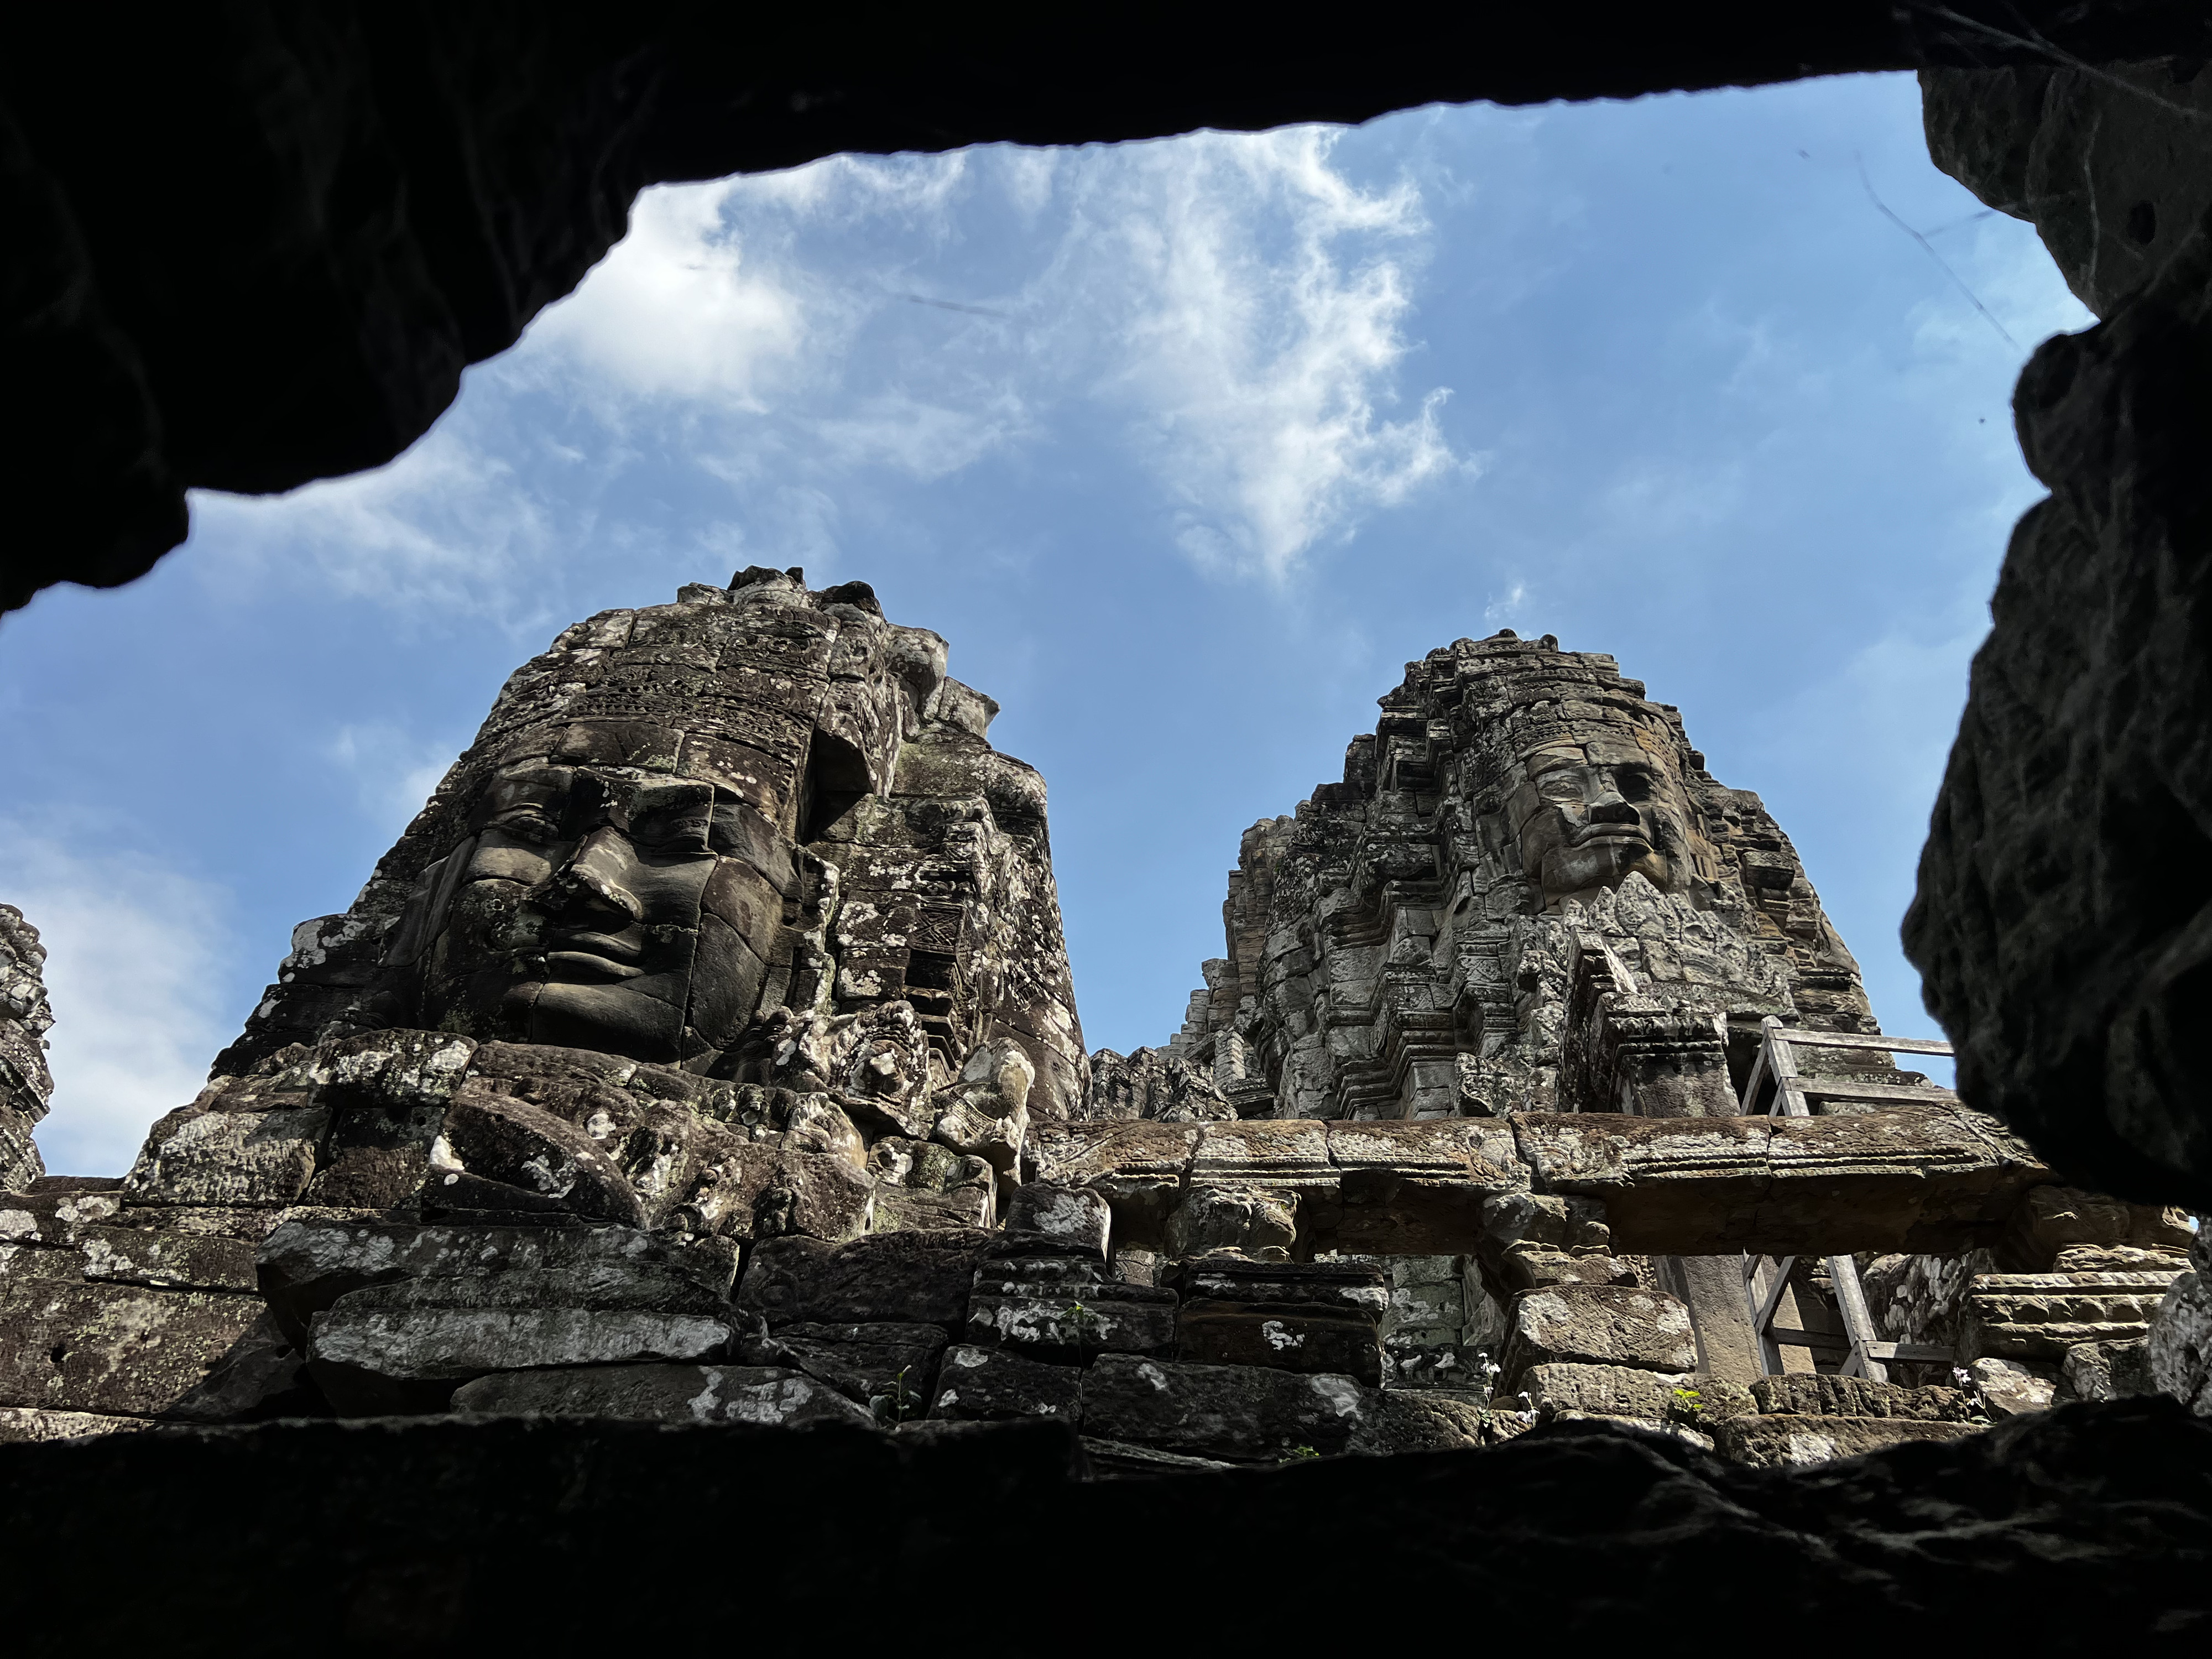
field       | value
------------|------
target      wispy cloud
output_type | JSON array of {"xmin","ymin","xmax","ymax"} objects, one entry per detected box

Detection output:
[
  {"xmin": 0, "ymin": 830, "xmax": 233, "ymax": 1176},
  {"xmin": 1484, "ymin": 580, "xmax": 1531, "ymax": 625},
  {"xmin": 185, "ymin": 126, "xmax": 1463, "ymax": 613},
  {"xmin": 327, "ymin": 723, "xmax": 465, "ymax": 844},
  {"xmin": 1060, "ymin": 128, "xmax": 1458, "ymax": 580},
  {"xmin": 189, "ymin": 422, "xmax": 567, "ymax": 635}
]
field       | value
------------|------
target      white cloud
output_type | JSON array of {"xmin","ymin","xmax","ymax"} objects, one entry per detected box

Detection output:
[
  {"xmin": 1484, "ymin": 580, "xmax": 1531, "ymax": 625},
  {"xmin": 189, "ymin": 423, "xmax": 568, "ymax": 634},
  {"xmin": 812, "ymin": 389, "xmax": 1034, "ymax": 482},
  {"xmin": 1000, "ymin": 148, "xmax": 1060, "ymax": 218},
  {"xmin": 734, "ymin": 149, "xmax": 977, "ymax": 225},
  {"xmin": 0, "ymin": 831, "xmax": 233, "ymax": 1177},
  {"xmin": 1065, "ymin": 128, "xmax": 1459, "ymax": 580},
  {"xmin": 187, "ymin": 125, "xmax": 1463, "ymax": 614},
  {"xmin": 518, "ymin": 178, "xmax": 811, "ymax": 408},
  {"xmin": 1809, "ymin": 619, "xmax": 1986, "ymax": 804}
]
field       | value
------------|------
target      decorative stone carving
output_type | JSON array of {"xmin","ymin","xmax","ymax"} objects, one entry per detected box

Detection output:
[
  {"xmin": 217, "ymin": 569, "xmax": 1083, "ymax": 1119},
  {"xmin": 0, "ymin": 906, "xmax": 54, "ymax": 1194},
  {"xmin": 1123, "ymin": 634, "xmax": 1880, "ymax": 1129}
]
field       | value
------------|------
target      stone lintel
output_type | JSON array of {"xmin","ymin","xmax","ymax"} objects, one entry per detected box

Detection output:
[{"xmin": 1035, "ymin": 1107, "xmax": 2050, "ymax": 1258}]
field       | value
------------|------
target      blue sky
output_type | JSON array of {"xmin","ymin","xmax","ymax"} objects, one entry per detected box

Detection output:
[{"xmin": 1, "ymin": 72, "xmax": 2090, "ymax": 1174}]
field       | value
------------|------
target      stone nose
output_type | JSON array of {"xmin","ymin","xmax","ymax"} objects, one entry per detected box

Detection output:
[
  {"xmin": 1587, "ymin": 794, "xmax": 1639, "ymax": 825},
  {"xmin": 557, "ymin": 827, "xmax": 643, "ymax": 921}
]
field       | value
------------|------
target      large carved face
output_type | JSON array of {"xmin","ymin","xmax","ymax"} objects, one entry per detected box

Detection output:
[
  {"xmin": 1509, "ymin": 740, "xmax": 1701, "ymax": 908},
  {"xmin": 398, "ymin": 763, "xmax": 791, "ymax": 1064}
]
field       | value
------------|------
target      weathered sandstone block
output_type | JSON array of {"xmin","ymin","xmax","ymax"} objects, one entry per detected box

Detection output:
[
  {"xmin": 1520, "ymin": 1362, "xmax": 1752, "ymax": 1423},
  {"xmin": 1711, "ymin": 1415, "xmax": 1983, "ymax": 1469},
  {"xmin": 0, "ymin": 1280, "xmax": 265, "ymax": 1417},
  {"xmin": 927, "ymin": 1343, "xmax": 1082, "ymax": 1423},
  {"xmin": 2148, "ymin": 1229, "xmax": 2212, "ymax": 1417},
  {"xmin": 1002, "ymin": 1183, "xmax": 1110, "ymax": 1260},
  {"xmin": 1502, "ymin": 1285, "xmax": 1696, "ymax": 1385},
  {"xmin": 735, "ymin": 1230, "xmax": 990, "ymax": 1331},
  {"xmin": 308, "ymin": 1295, "xmax": 735, "ymax": 1415},
  {"xmin": 122, "ymin": 1106, "xmax": 327, "ymax": 1208},
  {"xmin": 739, "ymin": 1321, "xmax": 947, "ymax": 1415},
  {"xmin": 258, "ymin": 1218, "xmax": 739, "ymax": 1345},
  {"xmin": 964, "ymin": 1265, "xmax": 1177, "ymax": 1362},
  {"xmin": 1962, "ymin": 1270, "xmax": 2184, "ymax": 1360},
  {"xmin": 1177, "ymin": 1301, "xmax": 1383, "ymax": 1384},
  {"xmin": 451, "ymin": 1363, "xmax": 876, "ymax": 1430},
  {"xmin": 1078, "ymin": 1354, "xmax": 1369, "ymax": 1462}
]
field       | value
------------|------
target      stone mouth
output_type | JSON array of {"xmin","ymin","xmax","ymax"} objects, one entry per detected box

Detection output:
[
  {"xmin": 545, "ymin": 942, "xmax": 646, "ymax": 980},
  {"xmin": 1568, "ymin": 823, "xmax": 1651, "ymax": 849}
]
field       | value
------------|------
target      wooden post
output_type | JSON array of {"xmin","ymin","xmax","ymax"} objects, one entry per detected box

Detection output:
[
  {"xmin": 1827, "ymin": 1253, "xmax": 1887, "ymax": 1384},
  {"xmin": 1761, "ymin": 1017, "xmax": 1811, "ymax": 1119},
  {"xmin": 1744, "ymin": 1253, "xmax": 1798, "ymax": 1376}
]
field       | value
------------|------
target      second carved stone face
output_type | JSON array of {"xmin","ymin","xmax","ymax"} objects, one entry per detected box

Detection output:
[
  {"xmin": 1510, "ymin": 747, "xmax": 1700, "ymax": 909},
  {"xmin": 402, "ymin": 763, "xmax": 792, "ymax": 1064}
]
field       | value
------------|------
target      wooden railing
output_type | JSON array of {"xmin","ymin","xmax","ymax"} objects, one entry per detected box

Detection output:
[{"xmin": 1740, "ymin": 1016, "xmax": 1958, "ymax": 1384}]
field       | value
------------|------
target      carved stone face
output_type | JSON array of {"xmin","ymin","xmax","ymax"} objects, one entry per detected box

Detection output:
[
  {"xmin": 402, "ymin": 763, "xmax": 790, "ymax": 1064},
  {"xmin": 1509, "ymin": 744, "xmax": 1701, "ymax": 909}
]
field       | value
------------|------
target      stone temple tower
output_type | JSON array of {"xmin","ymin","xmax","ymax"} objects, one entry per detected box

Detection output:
[
  {"xmin": 1097, "ymin": 629, "xmax": 1888, "ymax": 1128},
  {"xmin": 224, "ymin": 565, "xmax": 1086, "ymax": 1133}
]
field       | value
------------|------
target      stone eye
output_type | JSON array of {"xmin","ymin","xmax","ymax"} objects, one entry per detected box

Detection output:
[
  {"xmin": 633, "ymin": 811, "xmax": 711, "ymax": 853},
  {"xmin": 493, "ymin": 810, "xmax": 559, "ymax": 843}
]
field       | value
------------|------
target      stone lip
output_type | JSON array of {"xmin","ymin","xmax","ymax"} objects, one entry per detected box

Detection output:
[{"xmin": 0, "ymin": 1400, "xmax": 2205, "ymax": 1640}]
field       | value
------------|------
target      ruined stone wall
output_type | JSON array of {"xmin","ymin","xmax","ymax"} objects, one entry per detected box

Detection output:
[
  {"xmin": 6, "ymin": 593, "xmax": 2205, "ymax": 1453},
  {"xmin": 0, "ymin": 571, "xmax": 1103, "ymax": 1441}
]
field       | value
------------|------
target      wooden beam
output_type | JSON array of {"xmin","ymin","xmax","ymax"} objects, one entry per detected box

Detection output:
[
  {"xmin": 1768, "ymin": 1029, "xmax": 1954, "ymax": 1058},
  {"xmin": 1865, "ymin": 1342, "xmax": 1955, "ymax": 1365},
  {"xmin": 1762, "ymin": 1017, "xmax": 1811, "ymax": 1119},
  {"xmin": 1795, "ymin": 1079, "xmax": 1960, "ymax": 1107},
  {"xmin": 1749, "ymin": 1254, "xmax": 1797, "ymax": 1335}
]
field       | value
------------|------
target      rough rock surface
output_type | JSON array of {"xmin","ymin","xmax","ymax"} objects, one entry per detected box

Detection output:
[
  {"xmin": 2149, "ymin": 1223, "xmax": 2212, "ymax": 1416},
  {"xmin": 0, "ymin": 1401, "xmax": 2205, "ymax": 1643},
  {"xmin": 451, "ymin": 1361, "xmax": 877, "ymax": 1429},
  {"xmin": 0, "ymin": 906, "xmax": 53, "ymax": 1192},
  {"xmin": 12, "ymin": 9, "xmax": 2203, "ymax": 612},
  {"xmin": 1711, "ymin": 1412, "xmax": 1984, "ymax": 1469},
  {"xmin": 1903, "ymin": 200, "xmax": 2212, "ymax": 1209},
  {"xmin": 928, "ymin": 1342, "xmax": 1083, "ymax": 1423},
  {"xmin": 1503, "ymin": 1285, "xmax": 1698, "ymax": 1383},
  {"xmin": 1923, "ymin": 58, "xmax": 2212, "ymax": 320}
]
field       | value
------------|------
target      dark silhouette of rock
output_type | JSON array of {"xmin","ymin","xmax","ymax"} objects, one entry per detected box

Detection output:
[
  {"xmin": 1923, "ymin": 58, "xmax": 2212, "ymax": 320},
  {"xmin": 7, "ymin": 5, "xmax": 2209, "ymax": 610},
  {"xmin": 1904, "ymin": 196, "xmax": 2212, "ymax": 1211},
  {"xmin": 0, "ymin": 1400, "xmax": 2204, "ymax": 1645}
]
